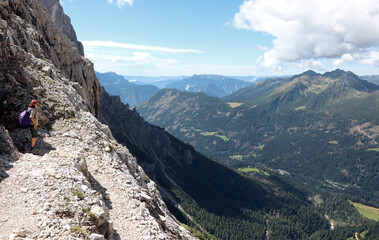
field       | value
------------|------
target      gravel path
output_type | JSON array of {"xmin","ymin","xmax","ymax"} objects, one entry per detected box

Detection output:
[
  {"xmin": 0, "ymin": 153, "xmax": 41, "ymax": 239},
  {"xmin": 0, "ymin": 113, "xmax": 194, "ymax": 240}
]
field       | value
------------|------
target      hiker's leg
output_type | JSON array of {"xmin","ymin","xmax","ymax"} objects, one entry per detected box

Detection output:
[
  {"xmin": 30, "ymin": 126, "xmax": 38, "ymax": 148},
  {"xmin": 31, "ymin": 137, "xmax": 37, "ymax": 147}
]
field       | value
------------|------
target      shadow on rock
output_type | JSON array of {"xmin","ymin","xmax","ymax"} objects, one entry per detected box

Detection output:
[
  {"xmin": 1, "ymin": 127, "xmax": 56, "ymax": 182},
  {"xmin": 0, "ymin": 125, "xmax": 19, "ymax": 182},
  {"xmin": 9, "ymin": 128, "xmax": 56, "ymax": 156},
  {"xmin": 0, "ymin": 156, "xmax": 11, "ymax": 183}
]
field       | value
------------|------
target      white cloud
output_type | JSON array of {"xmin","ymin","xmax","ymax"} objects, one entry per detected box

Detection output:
[
  {"xmin": 82, "ymin": 41, "xmax": 203, "ymax": 54},
  {"xmin": 234, "ymin": 0, "xmax": 379, "ymax": 69},
  {"xmin": 361, "ymin": 51, "xmax": 379, "ymax": 66},
  {"xmin": 86, "ymin": 50, "xmax": 264, "ymax": 75},
  {"xmin": 297, "ymin": 60, "xmax": 326, "ymax": 71},
  {"xmin": 86, "ymin": 52, "xmax": 177, "ymax": 68},
  {"xmin": 108, "ymin": 0, "xmax": 133, "ymax": 8},
  {"xmin": 257, "ymin": 45, "xmax": 269, "ymax": 51},
  {"xmin": 333, "ymin": 53, "xmax": 355, "ymax": 66}
]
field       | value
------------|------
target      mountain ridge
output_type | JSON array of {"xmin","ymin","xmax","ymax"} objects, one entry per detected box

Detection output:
[
  {"xmin": 166, "ymin": 74, "xmax": 253, "ymax": 97},
  {"xmin": 138, "ymin": 69, "xmax": 379, "ymax": 206},
  {"xmin": 96, "ymin": 71, "xmax": 160, "ymax": 106},
  {"xmin": 225, "ymin": 69, "xmax": 379, "ymax": 110},
  {"xmin": 360, "ymin": 75, "xmax": 379, "ymax": 86},
  {"xmin": 101, "ymin": 88, "xmax": 332, "ymax": 240}
]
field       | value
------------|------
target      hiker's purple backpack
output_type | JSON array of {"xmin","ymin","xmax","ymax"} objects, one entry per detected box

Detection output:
[{"xmin": 19, "ymin": 108, "xmax": 32, "ymax": 127}]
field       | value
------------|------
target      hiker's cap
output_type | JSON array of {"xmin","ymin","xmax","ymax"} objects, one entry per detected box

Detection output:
[{"xmin": 31, "ymin": 100, "xmax": 38, "ymax": 104}]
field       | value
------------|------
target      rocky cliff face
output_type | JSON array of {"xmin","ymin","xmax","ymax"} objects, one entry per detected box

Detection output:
[
  {"xmin": 100, "ymin": 90, "xmax": 196, "ymax": 183},
  {"xmin": 39, "ymin": 0, "xmax": 84, "ymax": 56},
  {"xmin": 0, "ymin": 0, "xmax": 100, "ymax": 127},
  {"xmin": 0, "ymin": 125, "xmax": 18, "ymax": 179},
  {"xmin": 0, "ymin": 0, "xmax": 194, "ymax": 239}
]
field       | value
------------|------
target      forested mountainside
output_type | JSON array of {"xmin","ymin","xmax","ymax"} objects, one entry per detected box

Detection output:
[
  {"xmin": 100, "ymin": 90, "xmax": 339, "ymax": 240},
  {"xmin": 137, "ymin": 69, "xmax": 379, "ymax": 206},
  {"xmin": 101, "ymin": 86, "xmax": 379, "ymax": 239},
  {"xmin": 0, "ymin": 0, "xmax": 194, "ymax": 239},
  {"xmin": 96, "ymin": 71, "xmax": 159, "ymax": 106}
]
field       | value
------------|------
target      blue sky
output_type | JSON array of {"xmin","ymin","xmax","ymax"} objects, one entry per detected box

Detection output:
[{"xmin": 61, "ymin": 0, "xmax": 379, "ymax": 76}]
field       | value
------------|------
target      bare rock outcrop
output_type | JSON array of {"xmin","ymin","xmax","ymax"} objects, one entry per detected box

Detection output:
[
  {"xmin": 39, "ymin": 0, "xmax": 84, "ymax": 56},
  {"xmin": 0, "ymin": 0, "xmax": 195, "ymax": 239},
  {"xmin": 0, "ymin": 125, "xmax": 19, "ymax": 181},
  {"xmin": 0, "ymin": 0, "xmax": 100, "ymax": 127}
]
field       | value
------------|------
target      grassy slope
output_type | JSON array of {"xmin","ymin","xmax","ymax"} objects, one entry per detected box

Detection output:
[{"xmin": 350, "ymin": 201, "xmax": 379, "ymax": 221}]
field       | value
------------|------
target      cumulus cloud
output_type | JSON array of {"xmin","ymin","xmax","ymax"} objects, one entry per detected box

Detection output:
[
  {"xmin": 108, "ymin": 0, "xmax": 133, "ymax": 8},
  {"xmin": 333, "ymin": 53, "xmax": 355, "ymax": 66},
  {"xmin": 233, "ymin": 0, "xmax": 379, "ymax": 69},
  {"xmin": 86, "ymin": 52, "xmax": 177, "ymax": 68},
  {"xmin": 86, "ymin": 50, "xmax": 263, "ymax": 75},
  {"xmin": 361, "ymin": 51, "xmax": 379, "ymax": 66},
  {"xmin": 297, "ymin": 60, "xmax": 326, "ymax": 71},
  {"xmin": 82, "ymin": 41, "xmax": 203, "ymax": 54},
  {"xmin": 257, "ymin": 45, "xmax": 269, "ymax": 51},
  {"xmin": 82, "ymin": 41, "xmax": 204, "ymax": 75}
]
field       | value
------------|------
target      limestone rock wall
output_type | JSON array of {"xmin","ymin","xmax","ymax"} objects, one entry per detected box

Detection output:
[
  {"xmin": 39, "ymin": 0, "xmax": 84, "ymax": 56},
  {"xmin": 0, "ymin": 125, "xmax": 18, "ymax": 181},
  {"xmin": 0, "ymin": 0, "xmax": 195, "ymax": 239},
  {"xmin": 0, "ymin": 0, "xmax": 100, "ymax": 127}
]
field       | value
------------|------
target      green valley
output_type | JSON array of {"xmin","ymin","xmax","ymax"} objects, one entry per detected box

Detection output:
[
  {"xmin": 101, "ymin": 90, "xmax": 333, "ymax": 240},
  {"xmin": 137, "ymin": 69, "xmax": 379, "ymax": 206}
]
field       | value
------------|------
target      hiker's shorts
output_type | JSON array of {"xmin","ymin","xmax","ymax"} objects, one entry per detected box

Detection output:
[{"xmin": 28, "ymin": 125, "xmax": 38, "ymax": 138}]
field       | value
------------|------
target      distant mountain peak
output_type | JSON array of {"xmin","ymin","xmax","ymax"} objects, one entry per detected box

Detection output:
[
  {"xmin": 322, "ymin": 69, "xmax": 358, "ymax": 79},
  {"xmin": 325, "ymin": 68, "xmax": 346, "ymax": 74},
  {"xmin": 193, "ymin": 74, "xmax": 216, "ymax": 77},
  {"xmin": 95, "ymin": 71, "xmax": 160, "ymax": 106},
  {"xmin": 302, "ymin": 70, "xmax": 319, "ymax": 76},
  {"xmin": 290, "ymin": 70, "xmax": 321, "ymax": 80},
  {"xmin": 191, "ymin": 74, "xmax": 224, "ymax": 79},
  {"xmin": 167, "ymin": 74, "xmax": 253, "ymax": 97}
]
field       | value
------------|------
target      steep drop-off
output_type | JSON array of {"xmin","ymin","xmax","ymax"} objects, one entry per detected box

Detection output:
[{"xmin": 100, "ymin": 90, "xmax": 332, "ymax": 240}]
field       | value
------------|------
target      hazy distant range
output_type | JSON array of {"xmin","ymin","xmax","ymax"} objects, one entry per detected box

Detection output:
[
  {"xmin": 123, "ymin": 75, "xmax": 266, "ymax": 87},
  {"xmin": 97, "ymin": 71, "xmax": 379, "ymax": 106},
  {"xmin": 97, "ymin": 72, "xmax": 265, "ymax": 106},
  {"xmin": 126, "ymin": 74, "xmax": 379, "ymax": 87}
]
